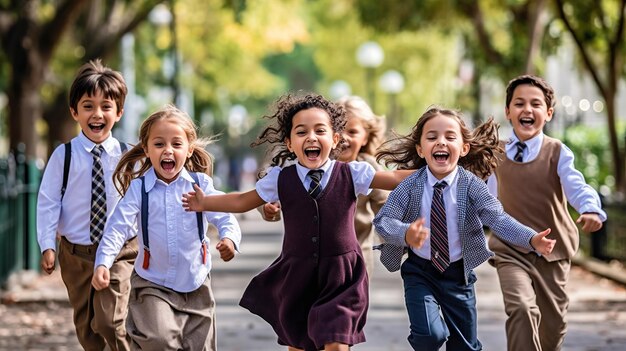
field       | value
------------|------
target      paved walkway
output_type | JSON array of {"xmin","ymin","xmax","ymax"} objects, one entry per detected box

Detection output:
[{"xmin": 1, "ymin": 215, "xmax": 626, "ymax": 350}]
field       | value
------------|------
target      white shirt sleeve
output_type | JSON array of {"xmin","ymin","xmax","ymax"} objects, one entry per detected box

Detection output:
[
  {"xmin": 349, "ymin": 161, "xmax": 376, "ymax": 196},
  {"xmin": 255, "ymin": 166, "xmax": 281, "ymax": 203},
  {"xmin": 557, "ymin": 143, "xmax": 607, "ymax": 221},
  {"xmin": 36, "ymin": 144, "xmax": 65, "ymax": 253}
]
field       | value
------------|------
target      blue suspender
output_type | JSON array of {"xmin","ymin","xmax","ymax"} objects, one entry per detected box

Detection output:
[
  {"xmin": 140, "ymin": 172, "xmax": 206, "ymax": 269},
  {"xmin": 62, "ymin": 142, "xmax": 128, "ymax": 199}
]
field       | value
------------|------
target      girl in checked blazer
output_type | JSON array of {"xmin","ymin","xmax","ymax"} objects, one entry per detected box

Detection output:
[{"xmin": 373, "ymin": 106, "xmax": 555, "ymax": 351}]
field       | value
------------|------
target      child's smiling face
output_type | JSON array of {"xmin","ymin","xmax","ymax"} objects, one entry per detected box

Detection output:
[
  {"xmin": 286, "ymin": 108, "xmax": 340, "ymax": 169},
  {"xmin": 506, "ymin": 84, "xmax": 554, "ymax": 142},
  {"xmin": 70, "ymin": 91, "xmax": 122, "ymax": 144},
  {"xmin": 144, "ymin": 118, "xmax": 193, "ymax": 183},
  {"xmin": 338, "ymin": 115, "xmax": 369, "ymax": 162},
  {"xmin": 416, "ymin": 114, "xmax": 470, "ymax": 180}
]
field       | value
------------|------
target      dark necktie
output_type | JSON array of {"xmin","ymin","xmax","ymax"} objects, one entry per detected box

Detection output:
[
  {"xmin": 514, "ymin": 142, "xmax": 527, "ymax": 162},
  {"xmin": 430, "ymin": 181, "xmax": 449, "ymax": 273},
  {"xmin": 90, "ymin": 145, "xmax": 107, "ymax": 244},
  {"xmin": 307, "ymin": 170, "xmax": 323, "ymax": 198}
]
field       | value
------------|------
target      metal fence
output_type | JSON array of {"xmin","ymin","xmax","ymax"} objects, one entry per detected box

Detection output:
[{"xmin": 0, "ymin": 144, "xmax": 41, "ymax": 285}]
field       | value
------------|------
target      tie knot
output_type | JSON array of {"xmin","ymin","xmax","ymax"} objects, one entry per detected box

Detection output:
[
  {"xmin": 91, "ymin": 145, "xmax": 104, "ymax": 157},
  {"xmin": 516, "ymin": 142, "xmax": 527, "ymax": 151},
  {"xmin": 308, "ymin": 170, "xmax": 323, "ymax": 182},
  {"xmin": 434, "ymin": 181, "xmax": 447, "ymax": 191}
]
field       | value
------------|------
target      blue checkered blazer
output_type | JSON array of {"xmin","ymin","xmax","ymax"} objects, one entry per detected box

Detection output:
[{"xmin": 373, "ymin": 166, "xmax": 537, "ymax": 283}]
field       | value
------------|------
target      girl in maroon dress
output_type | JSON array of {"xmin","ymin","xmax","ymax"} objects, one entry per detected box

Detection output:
[{"xmin": 183, "ymin": 93, "xmax": 410, "ymax": 351}]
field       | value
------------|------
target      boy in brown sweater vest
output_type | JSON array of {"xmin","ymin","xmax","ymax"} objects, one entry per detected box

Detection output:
[{"xmin": 487, "ymin": 75, "xmax": 606, "ymax": 351}]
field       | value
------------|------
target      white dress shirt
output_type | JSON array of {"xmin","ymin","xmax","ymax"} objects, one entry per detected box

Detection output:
[
  {"xmin": 95, "ymin": 167, "xmax": 241, "ymax": 293},
  {"xmin": 487, "ymin": 132, "xmax": 606, "ymax": 221},
  {"xmin": 37, "ymin": 132, "xmax": 127, "ymax": 252},
  {"xmin": 255, "ymin": 160, "xmax": 376, "ymax": 203},
  {"xmin": 413, "ymin": 167, "xmax": 463, "ymax": 263}
]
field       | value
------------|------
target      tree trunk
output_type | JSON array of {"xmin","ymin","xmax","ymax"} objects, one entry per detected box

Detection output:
[
  {"xmin": 8, "ymin": 52, "xmax": 45, "ymax": 160},
  {"xmin": 43, "ymin": 92, "xmax": 77, "ymax": 158}
]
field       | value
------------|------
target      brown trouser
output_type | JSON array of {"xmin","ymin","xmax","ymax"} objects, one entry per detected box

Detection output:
[
  {"xmin": 59, "ymin": 236, "xmax": 138, "ymax": 351},
  {"xmin": 490, "ymin": 239, "xmax": 570, "ymax": 351},
  {"xmin": 126, "ymin": 272, "xmax": 216, "ymax": 351}
]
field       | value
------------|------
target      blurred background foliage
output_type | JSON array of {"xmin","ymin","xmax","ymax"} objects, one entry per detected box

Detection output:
[{"xmin": 1, "ymin": 0, "xmax": 625, "ymax": 195}]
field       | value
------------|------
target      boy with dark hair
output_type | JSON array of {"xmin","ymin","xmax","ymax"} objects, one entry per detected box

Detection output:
[
  {"xmin": 37, "ymin": 59, "xmax": 136, "ymax": 351},
  {"xmin": 488, "ymin": 74, "xmax": 606, "ymax": 351}
]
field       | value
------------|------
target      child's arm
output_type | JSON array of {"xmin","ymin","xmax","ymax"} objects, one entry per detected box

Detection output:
[
  {"xmin": 576, "ymin": 213, "xmax": 603, "ymax": 232},
  {"xmin": 37, "ymin": 145, "xmax": 66, "ymax": 271},
  {"xmin": 370, "ymin": 169, "xmax": 415, "ymax": 190},
  {"xmin": 558, "ymin": 144, "xmax": 607, "ymax": 225},
  {"xmin": 92, "ymin": 265, "xmax": 110, "ymax": 290},
  {"xmin": 373, "ymin": 180, "xmax": 416, "ymax": 247},
  {"xmin": 183, "ymin": 184, "xmax": 265, "ymax": 213}
]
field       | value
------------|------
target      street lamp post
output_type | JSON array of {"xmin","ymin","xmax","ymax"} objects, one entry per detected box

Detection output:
[
  {"xmin": 149, "ymin": 1, "xmax": 179, "ymax": 104},
  {"xmin": 378, "ymin": 70, "xmax": 405, "ymax": 129},
  {"xmin": 328, "ymin": 80, "xmax": 352, "ymax": 101},
  {"xmin": 356, "ymin": 41, "xmax": 384, "ymax": 112}
]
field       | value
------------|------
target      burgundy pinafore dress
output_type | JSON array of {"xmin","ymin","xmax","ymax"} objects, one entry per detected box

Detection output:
[{"xmin": 239, "ymin": 162, "xmax": 368, "ymax": 350}]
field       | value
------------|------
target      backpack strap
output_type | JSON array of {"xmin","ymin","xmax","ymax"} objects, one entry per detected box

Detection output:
[
  {"xmin": 139, "ymin": 172, "xmax": 207, "ymax": 269},
  {"xmin": 140, "ymin": 176, "xmax": 151, "ymax": 269},
  {"xmin": 61, "ymin": 141, "xmax": 128, "ymax": 200},
  {"xmin": 190, "ymin": 172, "xmax": 208, "ymax": 264},
  {"xmin": 61, "ymin": 142, "xmax": 71, "ymax": 199}
]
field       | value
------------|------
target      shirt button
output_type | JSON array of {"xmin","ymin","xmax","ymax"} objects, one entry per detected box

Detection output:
[
  {"xmin": 313, "ymin": 252, "xmax": 318, "ymax": 258},
  {"xmin": 312, "ymin": 216, "xmax": 318, "ymax": 223},
  {"xmin": 312, "ymin": 237, "xmax": 318, "ymax": 243}
]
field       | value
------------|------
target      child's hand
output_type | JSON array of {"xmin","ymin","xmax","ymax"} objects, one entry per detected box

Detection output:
[
  {"xmin": 576, "ymin": 213, "xmax": 603, "ymax": 233},
  {"xmin": 92, "ymin": 265, "xmax": 110, "ymax": 291},
  {"xmin": 216, "ymin": 238, "xmax": 236, "ymax": 262},
  {"xmin": 261, "ymin": 202, "xmax": 281, "ymax": 221},
  {"xmin": 405, "ymin": 218, "xmax": 429, "ymax": 249},
  {"xmin": 182, "ymin": 184, "xmax": 206, "ymax": 212},
  {"xmin": 41, "ymin": 249, "xmax": 56, "ymax": 274},
  {"xmin": 530, "ymin": 228, "xmax": 556, "ymax": 256}
]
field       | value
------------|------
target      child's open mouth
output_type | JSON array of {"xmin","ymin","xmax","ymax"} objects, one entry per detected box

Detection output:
[
  {"xmin": 520, "ymin": 117, "xmax": 535, "ymax": 126},
  {"xmin": 433, "ymin": 151, "xmax": 449, "ymax": 162},
  {"xmin": 89, "ymin": 123, "xmax": 105, "ymax": 133},
  {"xmin": 161, "ymin": 159, "xmax": 176, "ymax": 171},
  {"xmin": 304, "ymin": 147, "xmax": 321, "ymax": 159}
]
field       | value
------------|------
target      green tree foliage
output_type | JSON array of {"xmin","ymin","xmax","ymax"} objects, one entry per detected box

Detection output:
[{"xmin": 554, "ymin": 0, "xmax": 626, "ymax": 194}]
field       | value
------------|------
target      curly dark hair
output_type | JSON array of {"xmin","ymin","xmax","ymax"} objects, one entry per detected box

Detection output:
[
  {"xmin": 376, "ymin": 106, "xmax": 503, "ymax": 179},
  {"xmin": 252, "ymin": 93, "xmax": 347, "ymax": 172}
]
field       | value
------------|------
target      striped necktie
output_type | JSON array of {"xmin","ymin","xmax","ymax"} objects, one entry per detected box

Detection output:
[
  {"xmin": 90, "ymin": 145, "xmax": 106, "ymax": 244},
  {"xmin": 514, "ymin": 142, "xmax": 527, "ymax": 162},
  {"xmin": 430, "ymin": 181, "xmax": 449, "ymax": 273},
  {"xmin": 307, "ymin": 170, "xmax": 323, "ymax": 198}
]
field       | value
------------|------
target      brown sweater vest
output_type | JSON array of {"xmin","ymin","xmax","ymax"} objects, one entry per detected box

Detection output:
[{"xmin": 492, "ymin": 136, "xmax": 578, "ymax": 261}]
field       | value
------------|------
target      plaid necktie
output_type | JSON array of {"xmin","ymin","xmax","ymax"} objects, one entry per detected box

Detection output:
[
  {"xmin": 90, "ymin": 145, "xmax": 107, "ymax": 244},
  {"xmin": 307, "ymin": 170, "xmax": 323, "ymax": 198},
  {"xmin": 514, "ymin": 142, "xmax": 527, "ymax": 162},
  {"xmin": 430, "ymin": 181, "xmax": 449, "ymax": 272}
]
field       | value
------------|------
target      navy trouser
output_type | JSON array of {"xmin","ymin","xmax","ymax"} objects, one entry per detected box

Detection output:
[{"xmin": 401, "ymin": 250, "xmax": 482, "ymax": 351}]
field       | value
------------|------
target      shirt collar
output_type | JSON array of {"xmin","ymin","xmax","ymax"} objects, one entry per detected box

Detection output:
[
  {"xmin": 507, "ymin": 132, "xmax": 543, "ymax": 152},
  {"xmin": 425, "ymin": 165, "xmax": 458, "ymax": 189},
  {"xmin": 77, "ymin": 131, "xmax": 116, "ymax": 154},
  {"xmin": 295, "ymin": 159, "xmax": 333, "ymax": 180},
  {"xmin": 143, "ymin": 167, "xmax": 195, "ymax": 193}
]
